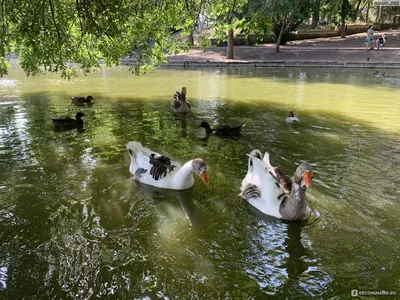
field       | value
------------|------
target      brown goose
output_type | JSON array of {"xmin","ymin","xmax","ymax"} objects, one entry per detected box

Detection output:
[
  {"xmin": 171, "ymin": 87, "xmax": 191, "ymax": 113},
  {"xmin": 240, "ymin": 150, "xmax": 313, "ymax": 221}
]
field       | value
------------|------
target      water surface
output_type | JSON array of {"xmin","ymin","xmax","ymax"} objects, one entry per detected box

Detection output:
[{"xmin": 0, "ymin": 66, "xmax": 399, "ymax": 299}]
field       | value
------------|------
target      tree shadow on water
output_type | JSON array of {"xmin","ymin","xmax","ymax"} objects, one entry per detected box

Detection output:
[{"xmin": 0, "ymin": 90, "xmax": 399, "ymax": 298}]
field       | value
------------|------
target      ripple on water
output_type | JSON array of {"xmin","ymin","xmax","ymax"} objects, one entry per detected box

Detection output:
[{"xmin": 0, "ymin": 67, "xmax": 399, "ymax": 298}]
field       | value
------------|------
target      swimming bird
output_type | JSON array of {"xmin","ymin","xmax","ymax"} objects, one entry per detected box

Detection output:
[
  {"xmin": 70, "ymin": 95, "xmax": 94, "ymax": 105},
  {"xmin": 240, "ymin": 150, "xmax": 313, "ymax": 221},
  {"xmin": 126, "ymin": 141, "xmax": 209, "ymax": 190},
  {"xmin": 199, "ymin": 121, "xmax": 245, "ymax": 137},
  {"xmin": 171, "ymin": 87, "xmax": 191, "ymax": 113},
  {"xmin": 51, "ymin": 112, "xmax": 85, "ymax": 131},
  {"xmin": 285, "ymin": 111, "xmax": 299, "ymax": 124},
  {"xmin": 373, "ymin": 70, "xmax": 387, "ymax": 77}
]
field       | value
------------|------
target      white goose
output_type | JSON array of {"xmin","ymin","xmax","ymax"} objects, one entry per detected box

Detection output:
[
  {"xmin": 171, "ymin": 87, "xmax": 191, "ymax": 113},
  {"xmin": 126, "ymin": 141, "xmax": 208, "ymax": 190},
  {"xmin": 240, "ymin": 150, "xmax": 313, "ymax": 221},
  {"xmin": 285, "ymin": 111, "xmax": 299, "ymax": 124}
]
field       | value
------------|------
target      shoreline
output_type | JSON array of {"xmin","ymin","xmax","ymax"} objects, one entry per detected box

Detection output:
[
  {"xmin": 161, "ymin": 60, "xmax": 400, "ymax": 69},
  {"xmin": 156, "ymin": 29, "xmax": 400, "ymax": 70}
]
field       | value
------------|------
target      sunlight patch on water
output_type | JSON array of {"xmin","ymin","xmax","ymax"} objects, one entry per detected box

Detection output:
[
  {"xmin": 0, "ymin": 266, "xmax": 7, "ymax": 290},
  {"xmin": 157, "ymin": 204, "xmax": 189, "ymax": 243},
  {"xmin": 0, "ymin": 79, "xmax": 17, "ymax": 88}
]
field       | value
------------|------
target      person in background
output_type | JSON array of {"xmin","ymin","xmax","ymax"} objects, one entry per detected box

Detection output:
[
  {"xmin": 365, "ymin": 25, "xmax": 375, "ymax": 51},
  {"xmin": 376, "ymin": 33, "xmax": 387, "ymax": 50}
]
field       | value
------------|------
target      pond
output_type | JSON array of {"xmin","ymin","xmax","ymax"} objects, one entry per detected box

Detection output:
[{"xmin": 0, "ymin": 66, "xmax": 399, "ymax": 299}]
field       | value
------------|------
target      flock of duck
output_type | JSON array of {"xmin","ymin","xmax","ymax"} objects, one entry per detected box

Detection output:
[{"xmin": 52, "ymin": 88, "xmax": 312, "ymax": 222}]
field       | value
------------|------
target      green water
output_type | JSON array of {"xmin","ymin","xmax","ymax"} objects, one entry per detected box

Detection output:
[{"xmin": 0, "ymin": 66, "xmax": 399, "ymax": 299}]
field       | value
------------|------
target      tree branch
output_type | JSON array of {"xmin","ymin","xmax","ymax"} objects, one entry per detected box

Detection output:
[{"xmin": 49, "ymin": 0, "xmax": 62, "ymax": 46}]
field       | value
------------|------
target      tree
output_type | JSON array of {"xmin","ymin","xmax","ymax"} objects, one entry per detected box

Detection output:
[
  {"xmin": 311, "ymin": 0, "xmax": 321, "ymax": 29},
  {"xmin": 0, "ymin": 0, "xmax": 204, "ymax": 78},
  {"xmin": 249, "ymin": 0, "xmax": 313, "ymax": 53},
  {"xmin": 234, "ymin": 2, "xmax": 271, "ymax": 46},
  {"xmin": 206, "ymin": 0, "xmax": 248, "ymax": 59},
  {"xmin": 182, "ymin": 0, "xmax": 208, "ymax": 46},
  {"xmin": 323, "ymin": 0, "xmax": 356, "ymax": 38}
]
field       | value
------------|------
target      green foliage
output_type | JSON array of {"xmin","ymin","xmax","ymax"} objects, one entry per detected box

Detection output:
[
  {"xmin": 249, "ymin": 0, "xmax": 313, "ymax": 45},
  {"xmin": 0, "ymin": 0, "xmax": 202, "ymax": 78},
  {"xmin": 323, "ymin": 0, "xmax": 357, "ymax": 26},
  {"xmin": 206, "ymin": 0, "xmax": 249, "ymax": 42},
  {"xmin": 198, "ymin": 35, "xmax": 212, "ymax": 51},
  {"xmin": 272, "ymin": 20, "xmax": 302, "ymax": 45},
  {"xmin": 233, "ymin": 10, "xmax": 271, "ymax": 38},
  {"xmin": 0, "ymin": 58, "xmax": 10, "ymax": 76}
]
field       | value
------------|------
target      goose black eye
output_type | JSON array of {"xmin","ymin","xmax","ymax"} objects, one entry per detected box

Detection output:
[{"xmin": 311, "ymin": 176, "xmax": 314, "ymax": 179}]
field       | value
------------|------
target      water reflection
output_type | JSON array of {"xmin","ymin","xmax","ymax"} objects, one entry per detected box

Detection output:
[
  {"xmin": 0, "ymin": 68, "xmax": 399, "ymax": 298},
  {"xmin": 245, "ymin": 218, "xmax": 329, "ymax": 297},
  {"xmin": 133, "ymin": 181, "xmax": 205, "ymax": 231},
  {"xmin": 172, "ymin": 111, "xmax": 188, "ymax": 138},
  {"xmin": 283, "ymin": 223, "xmax": 308, "ymax": 280},
  {"xmin": 52, "ymin": 125, "xmax": 85, "ymax": 133}
]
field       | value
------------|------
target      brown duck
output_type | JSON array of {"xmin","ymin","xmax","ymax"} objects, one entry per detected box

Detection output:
[{"xmin": 70, "ymin": 96, "xmax": 94, "ymax": 105}]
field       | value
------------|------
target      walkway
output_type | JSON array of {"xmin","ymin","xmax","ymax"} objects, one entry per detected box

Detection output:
[{"xmin": 162, "ymin": 29, "xmax": 400, "ymax": 69}]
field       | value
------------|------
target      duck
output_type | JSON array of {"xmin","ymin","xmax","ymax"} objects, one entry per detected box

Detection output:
[
  {"xmin": 51, "ymin": 112, "xmax": 85, "ymax": 130},
  {"xmin": 199, "ymin": 121, "xmax": 245, "ymax": 136},
  {"xmin": 240, "ymin": 149, "xmax": 313, "ymax": 221},
  {"xmin": 70, "ymin": 95, "xmax": 94, "ymax": 104},
  {"xmin": 373, "ymin": 70, "xmax": 387, "ymax": 78},
  {"xmin": 126, "ymin": 141, "xmax": 209, "ymax": 190},
  {"xmin": 171, "ymin": 87, "xmax": 191, "ymax": 113},
  {"xmin": 285, "ymin": 111, "xmax": 299, "ymax": 124}
]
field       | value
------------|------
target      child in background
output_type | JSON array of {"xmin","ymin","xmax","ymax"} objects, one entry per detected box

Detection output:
[{"xmin": 376, "ymin": 33, "xmax": 387, "ymax": 50}]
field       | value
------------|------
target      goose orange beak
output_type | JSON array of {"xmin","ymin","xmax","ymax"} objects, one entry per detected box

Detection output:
[
  {"xmin": 302, "ymin": 171, "xmax": 312, "ymax": 189},
  {"xmin": 200, "ymin": 170, "xmax": 209, "ymax": 185}
]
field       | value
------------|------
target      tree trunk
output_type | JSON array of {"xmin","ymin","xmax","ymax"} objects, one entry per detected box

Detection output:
[
  {"xmin": 340, "ymin": 19, "xmax": 346, "ymax": 38},
  {"xmin": 227, "ymin": 29, "xmax": 234, "ymax": 59},
  {"xmin": 245, "ymin": 29, "xmax": 251, "ymax": 46},
  {"xmin": 366, "ymin": 2, "xmax": 370, "ymax": 22},
  {"xmin": 275, "ymin": 19, "xmax": 286, "ymax": 53},
  {"xmin": 375, "ymin": 6, "xmax": 380, "ymax": 23},
  {"xmin": 352, "ymin": 0, "xmax": 362, "ymax": 21},
  {"xmin": 311, "ymin": 12, "xmax": 319, "ymax": 29},
  {"xmin": 311, "ymin": 0, "xmax": 320, "ymax": 29},
  {"xmin": 246, "ymin": 36, "xmax": 251, "ymax": 46},
  {"xmin": 188, "ymin": 30, "xmax": 194, "ymax": 46}
]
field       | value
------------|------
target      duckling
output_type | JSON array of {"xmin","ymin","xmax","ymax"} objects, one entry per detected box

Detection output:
[
  {"xmin": 285, "ymin": 111, "xmax": 299, "ymax": 124},
  {"xmin": 199, "ymin": 121, "xmax": 245, "ymax": 137},
  {"xmin": 70, "ymin": 96, "xmax": 94, "ymax": 105},
  {"xmin": 51, "ymin": 112, "xmax": 85, "ymax": 131}
]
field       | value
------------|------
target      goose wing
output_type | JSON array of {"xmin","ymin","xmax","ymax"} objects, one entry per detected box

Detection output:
[
  {"xmin": 127, "ymin": 142, "xmax": 182, "ymax": 181},
  {"xmin": 172, "ymin": 91, "xmax": 182, "ymax": 109},
  {"xmin": 262, "ymin": 152, "xmax": 292, "ymax": 195},
  {"xmin": 241, "ymin": 155, "xmax": 282, "ymax": 218}
]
